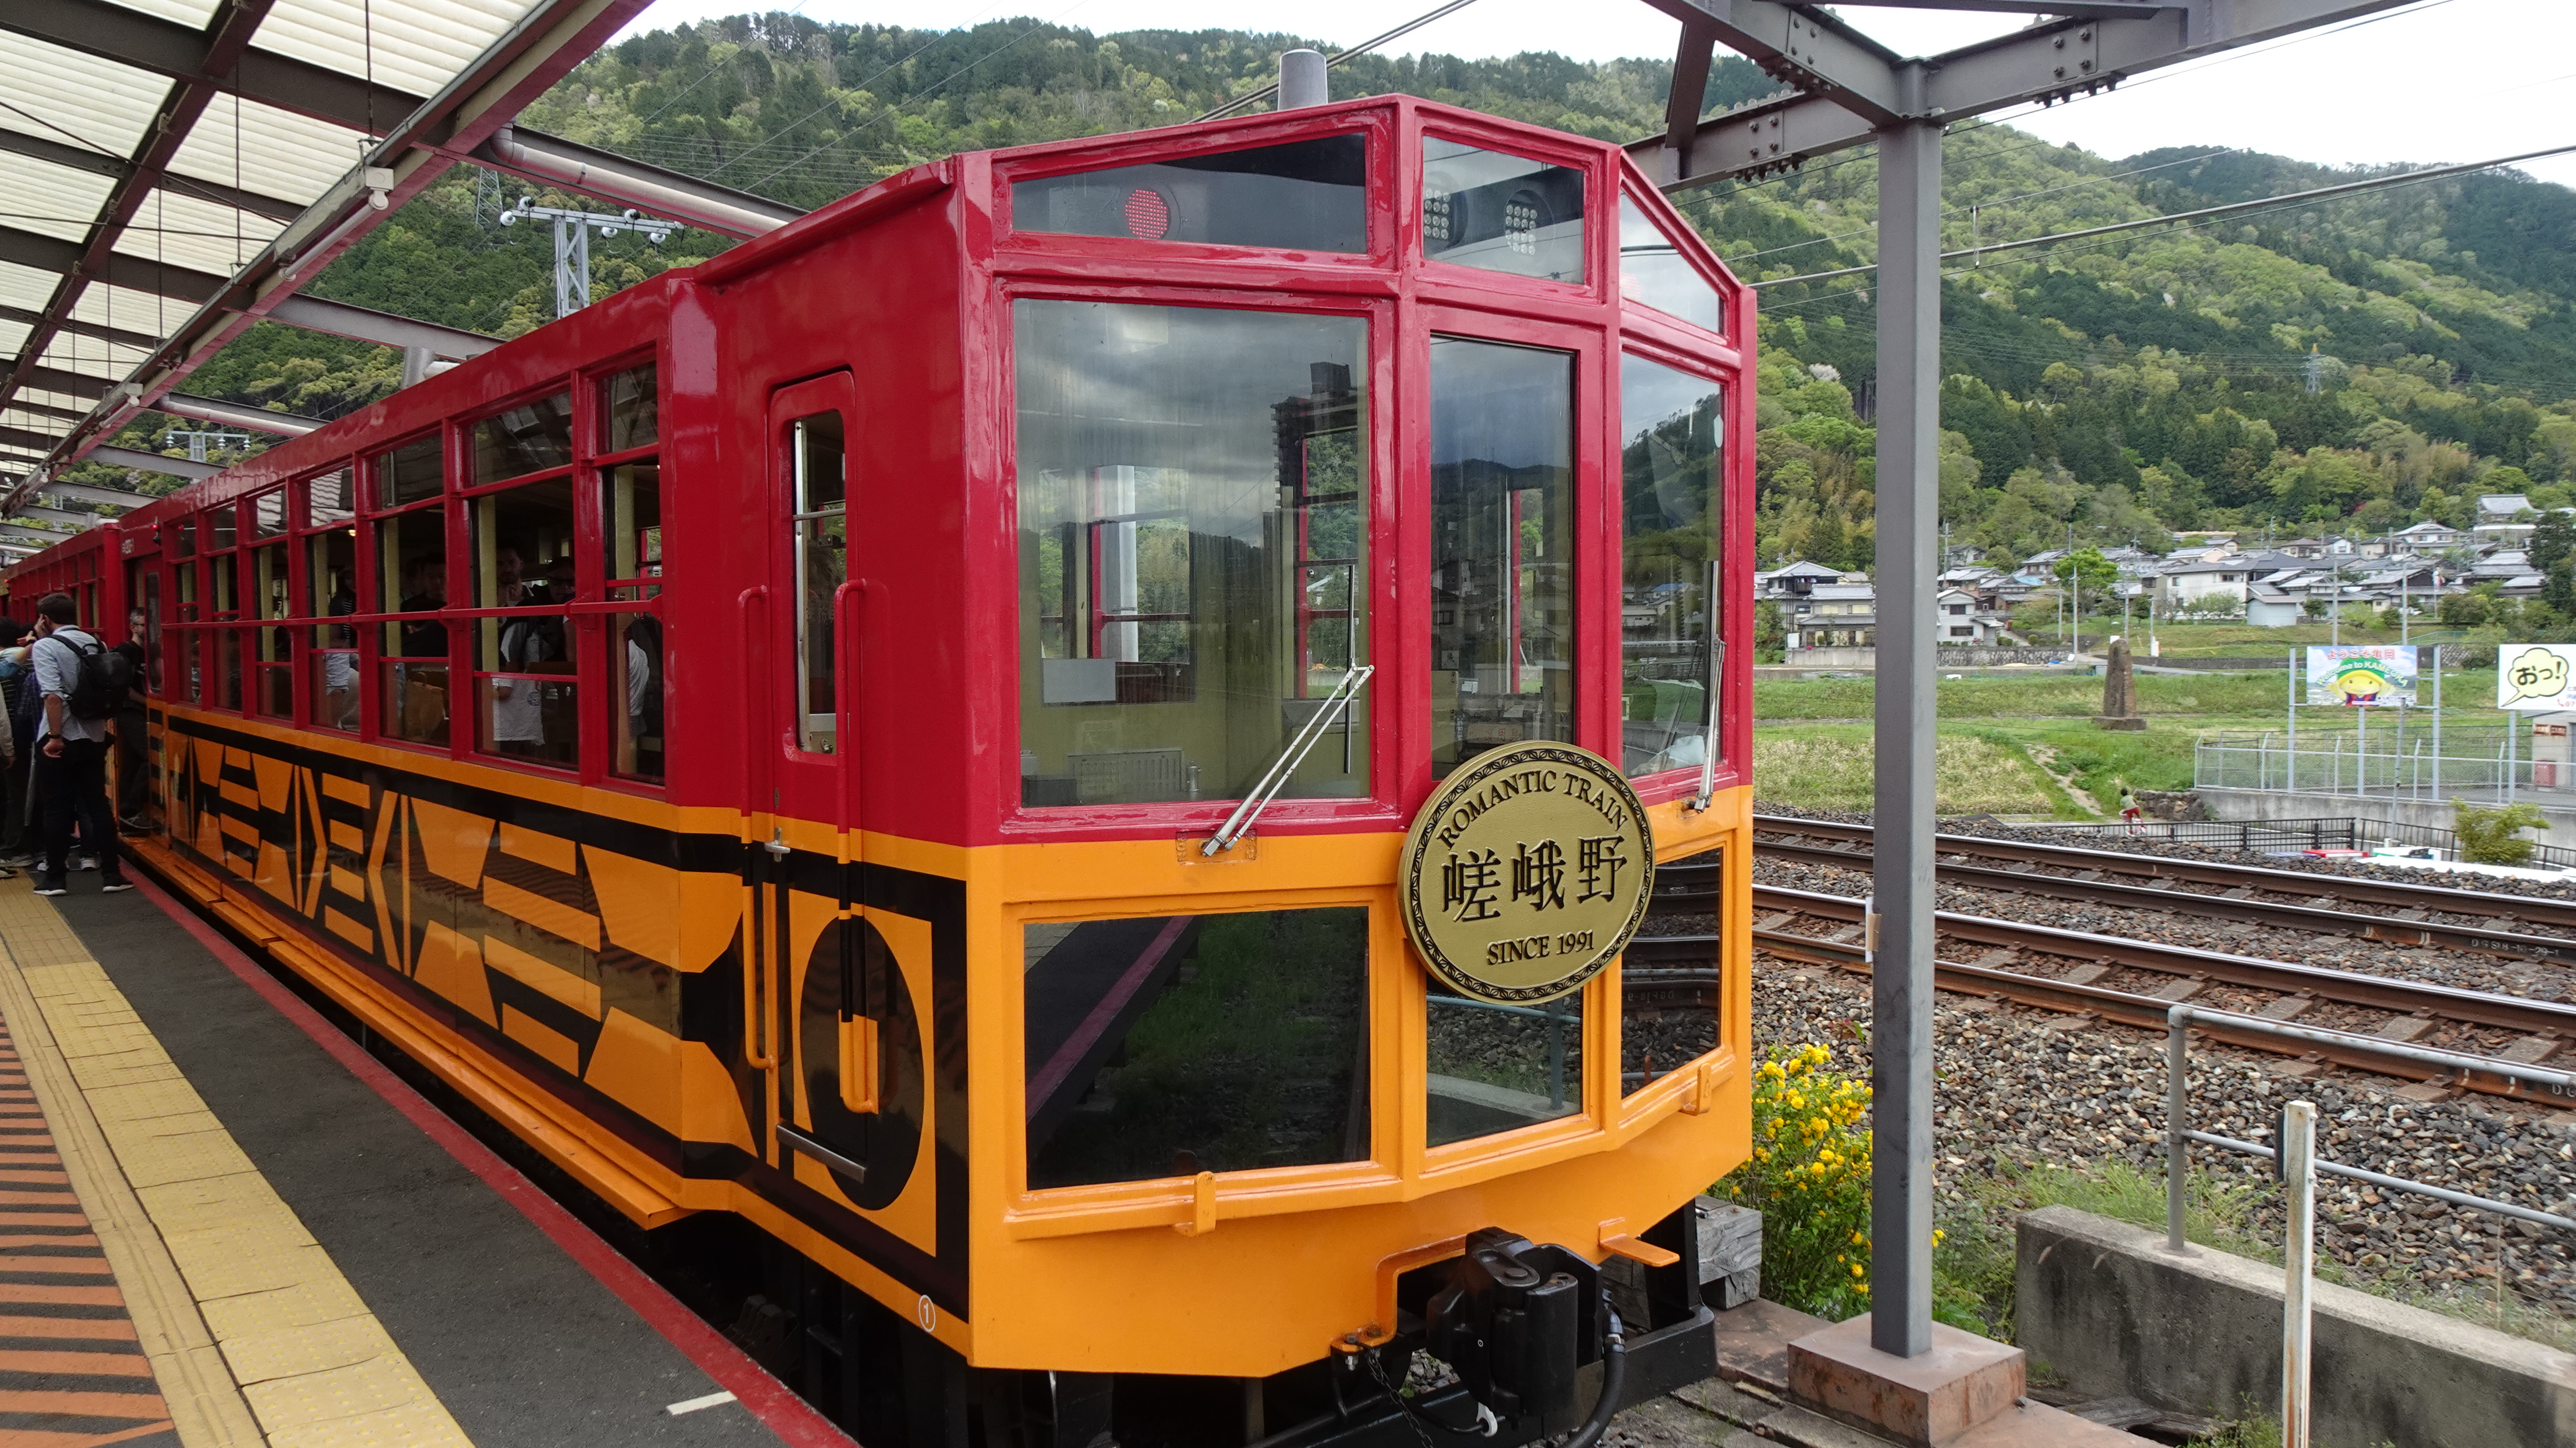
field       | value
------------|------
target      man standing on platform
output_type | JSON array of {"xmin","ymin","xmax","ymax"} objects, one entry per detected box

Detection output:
[{"xmin": 27, "ymin": 594, "xmax": 132, "ymax": 897}]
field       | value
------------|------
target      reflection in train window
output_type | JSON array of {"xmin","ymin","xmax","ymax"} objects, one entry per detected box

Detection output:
[
  {"xmin": 472, "ymin": 390, "xmax": 575, "ymax": 483},
  {"xmin": 1624, "ymin": 852, "xmax": 1718, "ymax": 1100},
  {"xmin": 1619, "ymin": 355, "xmax": 1724, "ymax": 778},
  {"xmin": 1013, "ymin": 135, "xmax": 1367, "ymax": 254},
  {"xmin": 1427, "ymin": 980, "xmax": 1581, "ymax": 1147},
  {"xmin": 1421, "ymin": 138, "xmax": 1586, "ymax": 284},
  {"xmin": 1014, "ymin": 300, "xmax": 1370, "ymax": 808},
  {"xmin": 1428, "ymin": 336, "xmax": 1574, "ymax": 779},
  {"xmin": 1024, "ymin": 907, "xmax": 1370, "ymax": 1190},
  {"xmin": 1618, "ymin": 193, "xmax": 1723, "ymax": 332}
]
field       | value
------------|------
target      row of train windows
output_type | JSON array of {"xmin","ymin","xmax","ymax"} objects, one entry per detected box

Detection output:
[
  {"xmin": 1011, "ymin": 131, "xmax": 1729, "ymax": 335},
  {"xmin": 149, "ymin": 364, "xmax": 666, "ymax": 783},
  {"xmin": 1021, "ymin": 899, "xmax": 1718, "ymax": 1189},
  {"xmin": 1012, "ymin": 300, "xmax": 1726, "ymax": 810}
]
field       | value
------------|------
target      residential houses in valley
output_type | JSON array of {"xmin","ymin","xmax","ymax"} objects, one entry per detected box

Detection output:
[{"xmin": 1762, "ymin": 513, "xmax": 2558, "ymax": 655}]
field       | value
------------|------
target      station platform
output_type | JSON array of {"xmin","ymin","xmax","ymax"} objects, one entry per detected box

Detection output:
[{"xmin": 0, "ymin": 871, "xmax": 847, "ymax": 1448}]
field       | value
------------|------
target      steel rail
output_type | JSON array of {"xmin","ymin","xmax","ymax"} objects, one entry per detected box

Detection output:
[
  {"xmin": 1630, "ymin": 880, "xmax": 2576, "ymax": 1038},
  {"xmin": 1726, "ymin": 834, "xmax": 2576, "ymax": 969},
  {"xmin": 1694, "ymin": 814, "xmax": 2576, "ymax": 935},
  {"xmin": 1624, "ymin": 922, "xmax": 2568, "ymax": 1100}
]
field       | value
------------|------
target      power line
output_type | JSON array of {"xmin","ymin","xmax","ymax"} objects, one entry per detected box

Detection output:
[
  {"xmin": 1194, "ymin": 0, "xmax": 1485, "ymax": 122},
  {"xmin": 1752, "ymin": 140, "xmax": 2576, "ymax": 289}
]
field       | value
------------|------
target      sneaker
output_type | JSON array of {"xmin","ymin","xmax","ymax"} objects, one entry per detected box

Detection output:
[
  {"xmin": 98, "ymin": 879, "xmax": 134, "ymax": 894},
  {"xmin": 75, "ymin": 857, "xmax": 96, "ymax": 872},
  {"xmin": 117, "ymin": 817, "xmax": 150, "ymax": 836},
  {"xmin": 0, "ymin": 854, "xmax": 33, "ymax": 870},
  {"xmin": 31, "ymin": 876, "xmax": 66, "ymax": 897}
]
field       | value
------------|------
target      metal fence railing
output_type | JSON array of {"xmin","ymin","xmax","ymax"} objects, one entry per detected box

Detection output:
[
  {"xmin": 2040, "ymin": 810, "xmax": 2576, "ymax": 870},
  {"xmin": 2035, "ymin": 817, "xmax": 2361, "ymax": 852},
  {"xmin": 2195, "ymin": 727, "xmax": 2549, "ymax": 801}
]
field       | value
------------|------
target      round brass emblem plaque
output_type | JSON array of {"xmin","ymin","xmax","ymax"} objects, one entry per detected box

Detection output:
[{"xmin": 1398, "ymin": 742, "xmax": 1656, "ymax": 1004}]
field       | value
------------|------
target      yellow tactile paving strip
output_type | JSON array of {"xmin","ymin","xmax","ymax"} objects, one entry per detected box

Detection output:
[{"xmin": 0, "ymin": 878, "xmax": 472, "ymax": 1447}]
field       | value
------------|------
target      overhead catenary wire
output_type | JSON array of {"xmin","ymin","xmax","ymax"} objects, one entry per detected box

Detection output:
[
  {"xmin": 1749, "ymin": 139, "xmax": 2576, "ymax": 289},
  {"xmin": 1194, "ymin": 0, "xmax": 1485, "ymax": 122}
]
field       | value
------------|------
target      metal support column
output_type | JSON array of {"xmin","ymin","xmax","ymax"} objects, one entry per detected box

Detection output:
[{"xmin": 1869, "ymin": 109, "xmax": 1940, "ymax": 1362}]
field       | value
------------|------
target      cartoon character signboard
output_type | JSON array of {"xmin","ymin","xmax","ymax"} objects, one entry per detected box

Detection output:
[
  {"xmin": 2499, "ymin": 644, "xmax": 2576, "ymax": 711},
  {"xmin": 2305, "ymin": 646, "xmax": 2418, "ymax": 707}
]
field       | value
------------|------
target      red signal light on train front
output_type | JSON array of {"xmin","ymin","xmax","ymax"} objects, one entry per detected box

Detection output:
[{"xmin": 1122, "ymin": 188, "xmax": 1171, "ymax": 240}]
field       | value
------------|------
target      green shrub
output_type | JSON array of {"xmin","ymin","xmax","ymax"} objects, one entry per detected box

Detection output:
[
  {"xmin": 1710, "ymin": 1044, "xmax": 1885, "ymax": 1321},
  {"xmin": 2453, "ymin": 799, "xmax": 2546, "ymax": 864}
]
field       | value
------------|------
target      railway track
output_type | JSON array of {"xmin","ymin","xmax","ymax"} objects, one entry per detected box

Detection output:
[
  {"xmin": 1651, "ymin": 815, "xmax": 2576, "ymax": 969},
  {"xmin": 1624, "ymin": 884, "xmax": 2576, "ymax": 1100}
]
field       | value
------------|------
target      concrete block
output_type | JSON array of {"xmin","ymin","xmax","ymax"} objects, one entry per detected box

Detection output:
[
  {"xmin": 1786, "ymin": 1314, "xmax": 2025, "ymax": 1447},
  {"xmin": 2017, "ymin": 1204, "xmax": 2576, "ymax": 1448}
]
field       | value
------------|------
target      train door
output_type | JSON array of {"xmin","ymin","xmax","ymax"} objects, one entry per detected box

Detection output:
[{"xmin": 747, "ymin": 374, "xmax": 924, "ymax": 1214}]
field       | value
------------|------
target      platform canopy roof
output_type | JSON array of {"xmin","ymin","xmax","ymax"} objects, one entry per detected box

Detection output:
[{"xmin": 0, "ymin": 0, "xmax": 800, "ymax": 532}]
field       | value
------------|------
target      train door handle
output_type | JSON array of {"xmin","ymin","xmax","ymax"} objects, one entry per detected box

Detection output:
[{"xmin": 838, "ymin": 1014, "xmax": 879, "ymax": 1114}]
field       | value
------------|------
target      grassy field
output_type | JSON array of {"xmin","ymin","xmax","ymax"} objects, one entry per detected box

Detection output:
[{"xmin": 1750, "ymin": 665, "xmax": 2507, "ymax": 818}]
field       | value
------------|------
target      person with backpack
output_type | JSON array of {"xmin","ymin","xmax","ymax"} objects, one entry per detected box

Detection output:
[
  {"xmin": 27, "ymin": 594, "xmax": 133, "ymax": 896},
  {"xmin": 0, "ymin": 620, "xmax": 30, "ymax": 871}
]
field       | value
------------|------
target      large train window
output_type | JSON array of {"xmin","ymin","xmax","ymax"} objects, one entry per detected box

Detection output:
[
  {"xmin": 1428, "ymin": 336, "xmax": 1574, "ymax": 780},
  {"xmin": 374, "ymin": 435, "xmax": 450, "ymax": 748},
  {"xmin": 1617, "ymin": 193, "xmax": 1723, "ymax": 333},
  {"xmin": 1011, "ymin": 134, "xmax": 1367, "ymax": 254},
  {"xmin": 790, "ymin": 411, "xmax": 846, "ymax": 755},
  {"xmin": 1428, "ymin": 982, "xmax": 1581, "ymax": 1147},
  {"xmin": 1619, "ymin": 355, "xmax": 1724, "ymax": 779},
  {"xmin": 1421, "ymin": 138, "xmax": 1586, "ymax": 284},
  {"xmin": 469, "ymin": 419, "xmax": 578, "ymax": 769},
  {"xmin": 248, "ymin": 503, "xmax": 291, "ymax": 720},
  {"xmin": 1023, "ymin": 906, "xmax": 1370, "ymax": 1190},
  {"xmin": 303, "ymin": 468, "xmax": 358, "ymax": 732},
  {"xmin": 203, "ymin": 515, "xmax": 242, "ymax": 712},
  {"xmin": 1013, "ymin": 300, "xmax": 1371, "ymax": 808},
  {"xmin": 601, "ymin": 364, "xmax": 663, "ymax": 781}
]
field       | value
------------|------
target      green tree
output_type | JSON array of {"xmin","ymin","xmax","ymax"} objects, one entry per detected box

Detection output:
[{"xmin": 2052, "ymin": 547, "xmax": 2118, "ymax": 647}]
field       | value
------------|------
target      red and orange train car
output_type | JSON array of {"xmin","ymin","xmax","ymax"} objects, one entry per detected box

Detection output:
[{"xmin": 5, "ymin": 97, "xmax": 1754, "ymax": 1446}]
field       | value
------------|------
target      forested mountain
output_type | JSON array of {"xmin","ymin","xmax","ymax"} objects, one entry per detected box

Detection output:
[{"xmin": 75, "ymin": 13, "xmax": 2576, "ymax": 574}]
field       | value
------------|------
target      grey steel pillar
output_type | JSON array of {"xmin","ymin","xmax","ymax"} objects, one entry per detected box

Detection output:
[
  {"xmin": 1278, "ymin": 48, "xmax": 1328, "ymax": 110},
  {"xmin": 1869, "ymin": 112, "xmax": 1941, "ymax": 1361}
]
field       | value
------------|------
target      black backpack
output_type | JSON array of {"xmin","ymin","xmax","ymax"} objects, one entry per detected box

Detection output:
[{"xmin": 48, "ymin": 633, "xmax": 134, "ymax": 721}]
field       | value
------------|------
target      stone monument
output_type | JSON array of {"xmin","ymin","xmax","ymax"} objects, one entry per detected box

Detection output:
[{"xmin": 2095, "ymin": 636, "xmax": 2145, "ymax": 730}]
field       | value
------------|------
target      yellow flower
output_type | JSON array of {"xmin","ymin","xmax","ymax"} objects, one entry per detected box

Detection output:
[{"xmin": 1850, "ymin": 1263, "xmax": 1865, "ymax": 1279}]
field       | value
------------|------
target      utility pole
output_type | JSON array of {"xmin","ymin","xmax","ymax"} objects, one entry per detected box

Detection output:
[{"xmin": 499, "ymin": 198, "xmax": 682, "ymax": 318}]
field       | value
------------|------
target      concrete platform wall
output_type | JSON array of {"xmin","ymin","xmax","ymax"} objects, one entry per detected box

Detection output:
[
  {"xmin": 2016, "ymin": 1205, "xmax": 2576, "ymax": 1448},
  {"xmin": 2197, "ymin": 785, "xmax": 2576, "ymax": 853}
]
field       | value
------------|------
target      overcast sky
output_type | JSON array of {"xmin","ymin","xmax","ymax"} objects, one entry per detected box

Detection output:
[{"xmin": 615, "ymin": 0, "xmax": 2576, "ymax": 188}]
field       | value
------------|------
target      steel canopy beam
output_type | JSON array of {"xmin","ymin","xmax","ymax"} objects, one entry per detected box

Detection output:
[
  {"xmin": 1630, "ymin": 0, "xmax": 2419, "ymax": 188},
  {"xmin": 2, "ymin": 0, "xmax": 653, "ymax": 508},
  {"xmin": 6, "ymin": 0, "xmax": 427, "ymax": 138},
  {"xmin": 40, "ymin": 479, "xmax": 162, "ymax": 507},
  {"xmin": 1826, "ymin": 0, "xmax": 2179, "ymax": 14},
  {"xmin": 1640, "ymin": 1, "xmax": 1909, "ymax": 126},
  {"xmin": 478, "ymin": 126, "xmax": 803, "ymax": 238},
  {"xmin": 0, "ymin": 127, "xmax": 305, "ymax": 224},
  {"xmin": 0, "ymin": 524, "xmax": 73, "ymax": 547},
  {"xmin": 14, "ymin": 505, "xmax": 96, "ymax": 530},
  {"xmin": 82, "ymin": 448, "xmax": 215, "ymax": 482},
  {"xmin": 265, "ymin": 297, "xmax": 500, "ymax": 360},
  {"xmin": 155, "ymin": 394, "xmax": 320, "ymax": 436}
]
